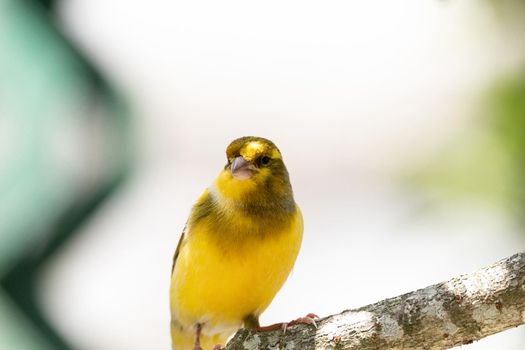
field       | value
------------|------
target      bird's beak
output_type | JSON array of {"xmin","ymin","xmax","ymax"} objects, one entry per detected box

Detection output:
[{"xmin": 230, "ymin": 156, "xmax": 255, "ymax": 180}]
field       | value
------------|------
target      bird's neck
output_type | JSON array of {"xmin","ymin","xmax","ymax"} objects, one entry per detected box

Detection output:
[{"xmin": 210, "ymin": 183, "xmax": 295, "ymax": 219}]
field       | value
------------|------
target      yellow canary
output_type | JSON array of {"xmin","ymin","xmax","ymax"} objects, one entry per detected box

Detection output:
[{"xmin": 169, "ymin": 136, "xmax": 303, "ymax": 350}]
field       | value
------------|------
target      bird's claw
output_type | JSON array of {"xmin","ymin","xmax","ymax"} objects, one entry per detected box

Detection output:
[{"xmin": 281, "ymin": 313, "xmax": 320, "ymax": 334}]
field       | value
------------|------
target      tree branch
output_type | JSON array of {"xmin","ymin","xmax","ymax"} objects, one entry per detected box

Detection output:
[{"xmin": 225, "ymin": 252, "xmax": 525, "ymax": 350}]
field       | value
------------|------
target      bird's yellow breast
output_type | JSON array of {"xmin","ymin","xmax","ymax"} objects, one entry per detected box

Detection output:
[{"xmin": 170, "ymin": 203, "xmax": 303, "ymax": 334}]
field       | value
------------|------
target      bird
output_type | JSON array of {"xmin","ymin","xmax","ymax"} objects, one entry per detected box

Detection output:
[{"xmin": 169, "ymin": 136, "xmax": 310, "ymax": 350}]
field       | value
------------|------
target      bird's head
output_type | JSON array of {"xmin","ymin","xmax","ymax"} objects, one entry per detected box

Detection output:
[{"xmin": 213, "ymin": 136, "xmax": 293, "ymax": 204}]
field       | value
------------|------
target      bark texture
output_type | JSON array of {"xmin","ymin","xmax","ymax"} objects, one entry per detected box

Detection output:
[{"xmin": 224, "ymin": 252, "xmax": 525, "ymax": 350}]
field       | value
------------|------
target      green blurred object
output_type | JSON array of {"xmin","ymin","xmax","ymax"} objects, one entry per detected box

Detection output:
[
  {"xmin": 487, "ymin": 76, "xmax": 525, "ymax": 211},
  {"xmin": 408, "ymin": 72, "xmax": 525, "ymax": 217},
  {"xmin": 0, "ymin": 0, "xmax": 134, "ymax": 349},
  {"xmin": 408, "ymin": 0, "xmax": 525, "ymax": 218}
]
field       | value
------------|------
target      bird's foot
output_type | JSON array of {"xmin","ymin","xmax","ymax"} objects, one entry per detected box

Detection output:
[
  {"xmin": 257, "ymin": 313, "xmax": 319, "ymax": 333},
  {"xmin": 193, "ymin": 323, "xmax": 203, "ymax": 350},
  {"xmin": 281, "ymin": 313, "xmax": 319, "ymax": 333},
  {"xmin": 212, "ymin": 345, "xmax": 223, "ymax": 350}
]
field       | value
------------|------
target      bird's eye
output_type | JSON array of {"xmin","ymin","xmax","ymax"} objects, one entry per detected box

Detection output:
[{"xmin": 259, "ymin": 156, "xmax": 271, "ymax": 166}]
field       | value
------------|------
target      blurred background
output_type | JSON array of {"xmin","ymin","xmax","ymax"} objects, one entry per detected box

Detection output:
[{"xmin": 1, "ymin": 0, "xmax": 525, "ymax": 349}]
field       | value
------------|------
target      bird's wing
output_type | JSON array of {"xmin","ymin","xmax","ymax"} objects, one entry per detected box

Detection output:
[
  {"xmin": 171, "ymin": 189, "xmax": 211, "ymax": 275},
  {"xmin": 171, "ymin": 225, "xmax": 187, "ymax": 274}
]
